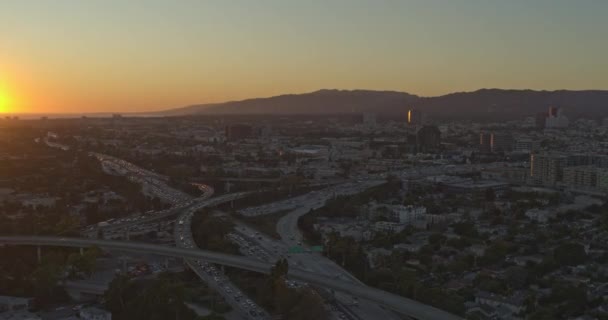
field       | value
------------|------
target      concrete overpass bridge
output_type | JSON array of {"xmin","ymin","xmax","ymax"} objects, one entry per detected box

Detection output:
[
  {"xmin": 82, "ymin": 191, "xmax": 253, "ymax": 238},
  {"xmin": 0, "ymin": 236, "xmax": 462, "ymax": 320}
]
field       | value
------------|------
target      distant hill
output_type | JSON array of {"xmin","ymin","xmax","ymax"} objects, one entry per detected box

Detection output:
[{"xmin": 161, "ymin": 89, "xmax": 608, "ymax": 120}]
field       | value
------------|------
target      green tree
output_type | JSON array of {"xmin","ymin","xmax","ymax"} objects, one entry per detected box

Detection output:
[
  {"xmin": 428, "ymin": 233, "xmax": 446, "ymax": 246},
  {"xmin": 554, "ymin": 243, "xmax": 587, "ymax": 266},
  {"xmin": 453, "ymin": 221, "xmax": 478, "ymax": 238},
  {"xmin": 105, "ymin": 274, "xmax": 133, "ymax": 314},
  {"xmin": 31, "ymin": 261, "xmax": 61, "ymax": 297}
]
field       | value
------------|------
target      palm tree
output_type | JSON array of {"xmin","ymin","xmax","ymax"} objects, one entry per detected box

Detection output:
[{"xmin": 104, "ymin": 274, "xmax": 132, "ymax": 314}]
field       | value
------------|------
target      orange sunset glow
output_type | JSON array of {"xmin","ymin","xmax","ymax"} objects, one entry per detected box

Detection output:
[
  {"xmin": 2, "ymin": 2, "xmax": 608, "ymax": 320},
  {"xmin": 1, "ymin": 1, "xmax": 607, "ymax": 114},
  {"xmin": 0, "ymin": 83, "xmax": 15, "ymax": 114}
]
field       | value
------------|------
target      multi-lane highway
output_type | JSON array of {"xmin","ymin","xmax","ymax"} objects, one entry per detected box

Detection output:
[
  {"xmin": 0, "ymin": 236, "xmax": 462, "ymax": 320},
  {"xmin": 86, "ymin": 152, "xmax": 269, "ymax": 318},
  {"xmin": 175, "ymin": 208, "xmax": 269, "ymax": 319},
  {"xmin": 239, "ymin": 180, "xmax": 400, "ymax": 320},
  {"xmin": 227, "ymin": 218, "xmax": 363, "ymax": 320},
  {"xmin": 91, "ymin": 152, "xmax": 191, "ymax": 205},
  {"xmin": 78, "ymin": 151, "xmax": 468, "ymax": 319},
  {"xmin": 238, "ymin": 180, "xmax": 384, "ymax": 217},
  {"xmin": 83, "ymin": 191, "xmax": 250, "ymax": 236}
]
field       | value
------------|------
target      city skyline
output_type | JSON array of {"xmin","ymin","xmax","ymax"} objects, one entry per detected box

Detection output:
[{"xmin": 2, "ymin": 0, "xmax": 608, "ymax": 113}]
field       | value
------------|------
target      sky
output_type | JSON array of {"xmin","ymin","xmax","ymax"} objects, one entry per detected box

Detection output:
[{"xmin": 1, "ymin": 0, "xmax": 607, "ymax": 114}]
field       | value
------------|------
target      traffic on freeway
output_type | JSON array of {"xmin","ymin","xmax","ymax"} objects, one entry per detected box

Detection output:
[
  {"xmin": 71, "ymin": 152, "xmax": 464, "ymax": 320},
  {"xmin": 175, "ymin": 210, "xmax": 270, "ymax": 319},
  {"xmin": 0, "ymin": 236, "xmax": 463, "ymax": 320}
]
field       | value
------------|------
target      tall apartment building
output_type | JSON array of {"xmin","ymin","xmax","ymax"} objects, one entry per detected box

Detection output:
[
  {"xmin": 225, "ymin": 124, "xmax": 253, "ymax": 140},
  {"xmin": 479, "ymin": 132, "xmax": 492, "ymax": 153},
  {"xmin": 491, "ymin": 133, "xmax": 514, "ymax": 152},
  {"xmin": 530, "ymin": 153, "xmax": 567, "ymax": 186},
  {"xmin": 416, "ymin": 125, "xmax": 441, "ymax": 153},
  {"xmin": 567, "ymin": 154, "xmax": 608, "ymax": 168},
  {"xmin": 562, "ymin": 166, "xmax": 597, "ymax": 189},
  {"xmin": 407, "ymin": 109, "xmax": 424, "ymax": 126},
  {"xmin": 545, "ymin": 107, "xmax": 569, "ymax": 129},
  {"xmin": 514, "ymin": 138, "xmax": 540, "ymax": 153},
  {"xmin": 479, "ymin": 132, "xmax": 514, "ymax": 153},
  {"xmin": 596, "ymin": 169, "xmax": 608, "ymax": 192}
]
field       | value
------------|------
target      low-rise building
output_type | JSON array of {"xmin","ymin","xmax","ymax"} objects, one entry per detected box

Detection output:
[
  {"xmin": 79, "ymin": 307, "xmax": 112, "ymax": 320},
  {"xmin": 372, "ymin": 221, "xmax": 406, "ymax": 234},
  {"xmin": 387, "ymin": 205, "xmax": 427, "ymax": 224},
  {"xmin": 366, "ymin": 248, "xmax": 392, "ymax": 269},
  {"xmin": 512, "ymin": 255, "xmax": 544, "ymax": 267},
  {"xmin": 525, "ymin": 208, "xmax": 555, "ymax": 223},
  {"xmin": 0, "ymin": 311, "xmax": 41, "ymax": 320},
  {"xmin": 0, "ymin": 296, "xmax": 32, "ymax": 313},
  {"xmin": 475, "ymin": 290, "xmax": 527, "ymax": 318}
]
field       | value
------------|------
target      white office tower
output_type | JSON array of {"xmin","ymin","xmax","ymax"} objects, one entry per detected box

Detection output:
[{"xmin": 545, "ymin": 107, "xmax": 569, "ymax": 128}]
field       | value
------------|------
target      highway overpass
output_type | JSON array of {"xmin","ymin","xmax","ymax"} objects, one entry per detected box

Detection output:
[
  {"xmin": 0, "ymin": 236, "xmax": 462, "ymax": 320},
  {"xmin": 84, "ymin": 191, "xmax": 252, "ymax": 234}
]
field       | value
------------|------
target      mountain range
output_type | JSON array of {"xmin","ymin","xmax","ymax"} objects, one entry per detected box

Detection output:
[{"xmin": 162, "ymin": 89, "xmax": 608, "ymax": 120}]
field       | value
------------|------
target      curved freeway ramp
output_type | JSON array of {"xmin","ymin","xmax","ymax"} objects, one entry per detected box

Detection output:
[
  {"xmin": 84, "ymin": 191, "xmax": 250, "ymax": 234},
  {"xmin": 0, "ymin": 236, "xmax": 462, "ymax": 320}
]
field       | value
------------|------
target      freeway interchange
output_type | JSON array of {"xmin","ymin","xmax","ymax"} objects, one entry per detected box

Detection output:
[
  {"xmin": 0, "ymin": 236, "xmax": 462, "ymax": 320},
  {"xmin": 175, "ymin": 206, "xmax": 270, "ymax": 319},
  {"xmin": 9, "ymin": 151, "xmax": 464, "ymax": 320}
]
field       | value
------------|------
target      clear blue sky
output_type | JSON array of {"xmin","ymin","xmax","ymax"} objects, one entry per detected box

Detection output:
[{"xmin": 1, "ymin": 0, "xmax": 607, "ymax": 113}]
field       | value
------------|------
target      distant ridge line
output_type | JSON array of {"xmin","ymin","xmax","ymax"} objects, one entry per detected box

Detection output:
[{"xmin": 161, "ymin": 88, "xmax": 608, "ymax": 120}]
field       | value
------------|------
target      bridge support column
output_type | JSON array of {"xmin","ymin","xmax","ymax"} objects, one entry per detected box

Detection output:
[
  {"xmin": 80, "ymin": 247, "xmax": 84, "ymax": 256},
  {"xmin": 164, "ymin": 258, "xmax": 169, "ymax": 270},
  {"xmin": 37, "ymin": 246, "xmax": 42, "ymax": 264}
]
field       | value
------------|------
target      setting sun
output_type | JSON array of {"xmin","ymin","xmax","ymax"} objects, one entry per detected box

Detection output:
[
  {"xmin": 0, "ymin": 91, "xmax": 9, "ymax": 113},
  {"xmin": 0, "ymin": 83, "xmax": 17, "ymax": 113}
]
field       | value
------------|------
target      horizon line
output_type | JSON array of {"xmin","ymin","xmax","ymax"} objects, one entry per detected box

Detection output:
[{"xmin": 5, "ymin": 87, "xmax": 608, "ymax": 116}]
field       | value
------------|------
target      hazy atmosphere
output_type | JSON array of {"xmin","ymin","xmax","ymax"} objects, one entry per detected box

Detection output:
[
  {"xmin": 1, "ymin": 0, "xmax": 607, "ymax": 113},
  {"xmin": 3, "ymin": 2, "xmax": 608, "ymax": 320}
]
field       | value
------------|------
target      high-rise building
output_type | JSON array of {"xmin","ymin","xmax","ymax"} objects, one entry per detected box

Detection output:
[
  {"xmin": 566, "ymin": 154, "xmax": 608, "ymax": 168},
  {"xmin": 548, "ymin": 106, "xmax": 559, "ymax": 117},
  {"xmin": 479, "ymin": 132, "xmax": 492, "ymax": 153},
  {"xmin": 514, "ymin": 138, "xmax": 540, "ymax": 153},
  {"xmin": 225, "ymin": 124, "xmax": 253, "ymax": 140},
  {"xmin": 545, "ymin": 107, "xmax": 569, "ymax": 128},
  {"xmin": 491, "ymin": 133, "xmax": 514, "ymax": 153},
  {"xmin": 416, "ymin": 125, "xmax": 441, "ymax": 152},
  {"xmin": 407, "ymin": 109, "xmax": 424, "ymax": 126},
  {"xmin": 530, "ymin": 153, "xmax": 567, "ymax": 186},
  {"xmin": 479, "ymin": 132, "xmax": 513, "ymax": 153},
  {"xmin": 596, "ymin": 169, "xmax": 608, "ymax": 192},
  {"xmin": 535, "ymin": 112, "xmax": 547, "ymax": 129},
  {"xmin": 562, "ymin": 166, "xmax": 597, "ymax": 189}
]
